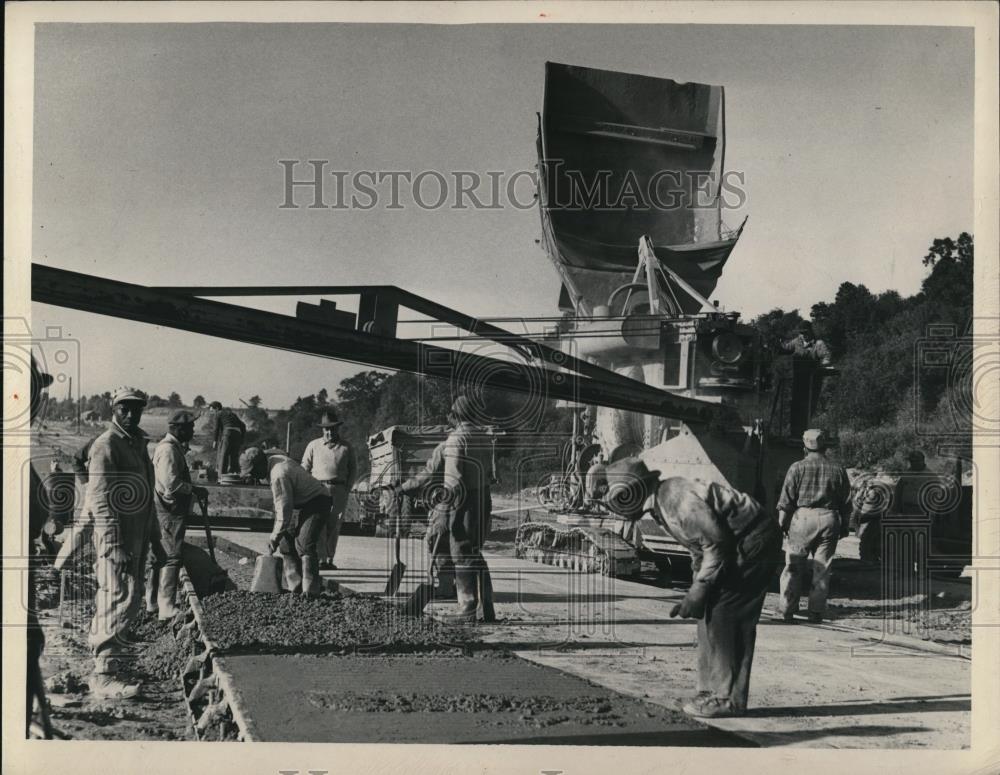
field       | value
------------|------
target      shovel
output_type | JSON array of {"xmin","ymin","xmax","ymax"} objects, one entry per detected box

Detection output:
[
  {"xmin": 403, "ymin": 532, "xmax": 442, "ymax": 617},
  {"xmin": 196, "ymin": 494, "xmax": 216, "ymax": 564},
  {"xmin": 384, "ymin": 490, "xmax": 406, "ymax": 596}
]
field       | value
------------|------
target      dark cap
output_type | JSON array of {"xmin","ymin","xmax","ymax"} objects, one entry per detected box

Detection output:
[
  {"xmin": 797, "ymin": 321, "xmax": 814, "ymax": 334},
  {"xmin": 209, "ymin": 401, "xmax": 223, "ymax": 410},
  {"xmin": 31, "ymin": 355, "xmax": 54, "ymax": 389},
  {"xmin": 168, "ymin": 410, "xmax": 196, "ymax": 426}
]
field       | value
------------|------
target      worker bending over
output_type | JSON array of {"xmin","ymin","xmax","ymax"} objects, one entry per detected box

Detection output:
[
  {"xmin": 240, "ymin": 446, "xmax": 332, "ymax": 596},
  {"xmin": 594, "ymin": 458, "xmax": 782, "ymax": 719}
]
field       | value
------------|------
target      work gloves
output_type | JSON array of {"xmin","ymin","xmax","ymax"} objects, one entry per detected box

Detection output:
[{"xmin": 669, "ymin": 580, "xmax": 710, "ymax": 620}]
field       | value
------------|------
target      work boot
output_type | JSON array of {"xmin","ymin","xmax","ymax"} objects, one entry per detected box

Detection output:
[
  {"xmin": 302, "ymin": 556, "xmax": 322, "ymax": 597},
  {"xmin": 90, "ymin": 673, "xmax": 141, "ymax": 701},
  {"xmin": 682, "ymin": 696, "xmax": 740, "ymax": 719},
  {"xmin": 157, "ymin": 566, "xmax": 182, "ymax": 621},
  {"xmin": 477, "ymin": 565, "xmax": 497, "ymax": 623},
  {"xmin": 144, "ymin": 567, "xmax": 159, "ymax": 614},
  {"xmin": 281, "ymin": 553, "xmax": 303, "ymax": 593},
  {"xmin": 435, "ymin": 571, "xmax": 457, "ymax": 600},
  {"xmin": 436, "ymin": 570, "xmax": 478, "ymax": 624}
]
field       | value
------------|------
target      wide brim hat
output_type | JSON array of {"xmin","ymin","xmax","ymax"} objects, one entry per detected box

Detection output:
[
  {"xmin": 239, "ymin": 446, "xmax": 266, "ymax": 476},
  {"xmin": 318, "ymin": 409, "xmax": 343, "ymax": 428}
]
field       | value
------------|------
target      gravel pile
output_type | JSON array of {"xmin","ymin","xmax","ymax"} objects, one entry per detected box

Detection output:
[{"xmin": 199, "ymin": 590, "xmax": 477, "ymax": 653}]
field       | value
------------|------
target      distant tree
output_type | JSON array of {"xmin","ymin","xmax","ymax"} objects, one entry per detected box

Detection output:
[
  {"xmin": 317, "ymin": 388, "xmax": 329, "ymax": 406},
  {"xmin": 167, "ymin": 392, "xmax": 183, "ymax": 408},
  {"xmin": 193, "ymin": 395, "xmax": 206, "ymax": 409},
  {"xmin": 147, "ymin": 394, "xmax": 167, "ymax": 409}
]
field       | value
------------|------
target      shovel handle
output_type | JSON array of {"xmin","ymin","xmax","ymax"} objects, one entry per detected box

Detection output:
[{"xmin": 198, "ymin": 496, "xmax": 216, "ymax": 563}]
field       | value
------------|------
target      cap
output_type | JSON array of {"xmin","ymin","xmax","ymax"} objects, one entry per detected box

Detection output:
[
  {"xmin": 209, "ymin": 401, "xmax": 223, "ymax": 410},
  {"xmin": 600, "ymin": 457, "xmax": 661, "ymax": 516},
  {"xmin": 168, "ymin": 410, "xmax": 196, "ymax": 426},
  {"xmin": 451, "ymin": 395, "xmax": 476, "ymax": 423},
  {"xmin": 318, "ymin": 408, "xmax": 342, "ymax": 427},
  {"xmin": 907, "ymin": 450, "xmax": 926, "ymax": 466},
  {"xmin": 803, "ymin": 428, "xmax": 828, "ymax": 451},
  {"xmin": 111, "ymin": 386, "xmax": 148, "ymax": 406},
  {"xmin": 239, "ymin": 446, "xmax": 266, "ymax": 476},
  {"xmin": 797, "ymin": 320, "xmax": 814, "ymax": 334}
]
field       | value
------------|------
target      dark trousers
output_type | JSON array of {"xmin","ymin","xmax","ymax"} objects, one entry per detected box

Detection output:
[
  {"xmin": 857, "ymin": 518, "xmax": 881, "ymax": 563},
  {"xmin": 149, "ymin": 510, "xmax": 187, "ymax": 570},
  {"xmin": 698, "ymin": 518, "xmax": 782, "ymax": 711},
  {"xmin": 217, "ymin": 429, "xmax": 243, "ymax": 475},
  {"xmin": 275, "ymin": 493, "xmax": 332, "ymax": 562}
]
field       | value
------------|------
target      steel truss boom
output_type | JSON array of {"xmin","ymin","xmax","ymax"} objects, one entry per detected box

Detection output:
[{"xmin": 32, "ymin": 264, "xmax": 723, "ymax": 425}]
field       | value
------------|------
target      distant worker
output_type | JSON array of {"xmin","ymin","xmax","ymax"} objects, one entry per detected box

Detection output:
[
  {"xmin": 387, "ymin": 414, "xmax": 460, "ymax": 599},
  {"xmin": 211, "ymin": 401, "xmax": 246, "ymax": 475},
  {"xmin": 300, "ymin": 409, "xmax": 357, "ymax": 570},
  {"xmin": 240, "ymin": 446, "xmax": 332, "ymax": 596},
  {"xmin": 86, "ymin": 386, "xmax": 156, "ymax": 700},
  {"xmin": 775, "ymin": 428, "xmax": 851, "ymax": 623},
  {"xmin": 594, "ymin": 459, "xmax": 782, "ymax": 719},
  {"xmin": 439, "ymin": 396, "xmax": 495, "ymax": 623},
  {"xmin": 779, "ymin": 321, "xmax": 832, "ymax": 365},
  {"xmin": 855, "ymin": 450, "xmax": 931, "ymax": 565},
  {"xmin": 147, "ymin": 411, "xmax": 209, "ymax": 620}
]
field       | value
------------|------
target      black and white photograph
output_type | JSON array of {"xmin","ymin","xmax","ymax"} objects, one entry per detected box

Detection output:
[{"xmin": 4, "ymin": 1, "xmax": 998, "ymax": 771}]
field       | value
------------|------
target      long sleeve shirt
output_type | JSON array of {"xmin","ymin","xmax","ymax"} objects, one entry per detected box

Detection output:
[
  {"xmin": 214, "ymin": 409, "xmax": 246, "ymax": 443},
  {"xmin": 443, "ymin": 422, "xmax": 492, "ymax": 493},
  {"xmin": 777, "ymin": 452, "xmax": 851, "ymax": 517},
  {"xmin": 84, "ymin": 420, "xmax": 155, "ymax": 557},
  {"xmin": 652, "ymin": 478, "xmax": 762, "ymax": 587},
  {"xmin": 300, "ymin": 437, "xmax": 357, "ymax": 488},
  {"xmin": 401, "ymin": 440, "xmax": 447, "ymax": 497},
  {"xmin": 780, "ymin": 335, "xmax": 832, "ymax": 365},
  {"xmin": 267, "ymin": 454, "xmax": 328, "ymax": 534},
  {"xmin": 153, "ymin": 433, "xmax": 194, "ymax": 515}
]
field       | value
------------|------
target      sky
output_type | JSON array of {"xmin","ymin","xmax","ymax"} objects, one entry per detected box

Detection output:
[{"xmin": 30, "ymin": 22, "xmax": 974, "ymax": 408}]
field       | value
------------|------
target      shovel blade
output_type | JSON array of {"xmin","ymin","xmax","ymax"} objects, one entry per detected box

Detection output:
[
  {"xmin": 384, "ymin": 562, "xmax": 406, "ymax": 596},
  {"xmin": 403, "ymin": 582, "xmax": 435, "ymax": 617}
]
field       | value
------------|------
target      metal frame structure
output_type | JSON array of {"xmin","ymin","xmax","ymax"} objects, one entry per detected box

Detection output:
[{"xmin": 32, "ymin": 263, "xmax": 725, "ymax": 425}]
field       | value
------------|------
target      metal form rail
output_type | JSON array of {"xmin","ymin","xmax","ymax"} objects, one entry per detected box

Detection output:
[{"xmin": 174, "ymin": 567, "xmax": 260, "ymax": 741}]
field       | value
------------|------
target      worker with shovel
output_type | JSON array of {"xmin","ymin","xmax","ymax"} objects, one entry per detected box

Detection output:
[
  {"xmin": 592, "ymin": 459, "xmax": 782, "ymax": 719},
  {"xmin": 240, "ymin": 446, "xmax": 332, "ymax": 596},
  {"xmin": 387, "ymin": 427, "xmax": 457, "ymax": 600},
  {"xmin": 146, "ymin": 410, "xmax": 209, "ymax": 621},
  {"xmin": 437, "ymin": 396, "xmax": 496, "ymax": 624}
]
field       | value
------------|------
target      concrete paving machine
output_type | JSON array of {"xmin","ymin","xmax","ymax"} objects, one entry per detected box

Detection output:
[{"xmin": 514, "ymin": 63, "xmax": 834, "ymax": 577}]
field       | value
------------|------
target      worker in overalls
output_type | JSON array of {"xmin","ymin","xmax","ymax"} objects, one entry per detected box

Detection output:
[
  {"xmin": 594, "ymin": 458, "xmax": 782, "ymax": 719},
  {"xmin": 86, "ymin": 386, "xmax": 156, "ymax": 700},
  {"xmin": 211, "ymin": 402, "xmax": 246, "ymax": 475}
]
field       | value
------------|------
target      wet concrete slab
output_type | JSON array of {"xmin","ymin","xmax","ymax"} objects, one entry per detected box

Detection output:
[
  {"xmin": 221, "ymin": 653, "xmax": 751, "ymax": 746},
  {"xmin": 213, "ymin": 532, "xmax": 971, "ymax": 748}
]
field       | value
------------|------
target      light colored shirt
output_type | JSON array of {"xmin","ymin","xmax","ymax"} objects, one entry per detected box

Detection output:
[
  {"xmin": 268, "ymin": 454, "xmax": 328, "ymax": 534},
  {"xmin": 780, "ymin": 335, "xmax": 832, "ymax": 365},
  {"xmin": 650, "ymin": 478, "xmax": 762, "ymax": 587},
  {"xmin": 153, "ymin": 432, "xmax": 193, "ymax": 510},
  {"xmin": 443, "ymin": 422, "xmax": 492, "ymax": 492},
  {"xmin": 300, "ymin": 437, "xmax": 356, "ymax": 487}
]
